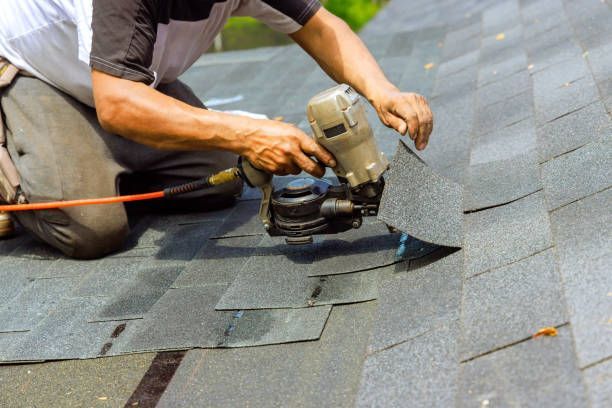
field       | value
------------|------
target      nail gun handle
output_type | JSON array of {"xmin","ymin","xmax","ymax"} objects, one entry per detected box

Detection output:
[{"xmin": 237, "ymin": 157, "xmax": 273, "ymax": 188}]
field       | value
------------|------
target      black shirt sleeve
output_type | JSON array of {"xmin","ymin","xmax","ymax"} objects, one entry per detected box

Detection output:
[{"xmin": 90, "ymin": 0, "xmax": 157, "ymax": 84}]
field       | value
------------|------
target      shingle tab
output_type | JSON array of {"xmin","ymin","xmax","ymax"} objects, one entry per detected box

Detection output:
[
  {"xmin": 172, "ymin": 235, "xmax": 263, "ymax": 288},
  {"xmin": 459, "ymin": 249, "xmax": 567, "ymax": 360},
  {"xmin": 478, "ymin": 50, "xmax": 528, "ymax": 87},
  {"xmin": 379, "ymin": 141, "xmax": 464, "ymax": 248},
  {"xmin": 474, "ymin": 90, "xmax": 533, "ymax": 136},
  {"xmin": 369, "ymin": 251, "xmax": 463, "ymax": 353},
  {"xmin": 584, "ymin": 359, "xmax": 612, "ymax": 408},
  {"xmin": 464, "ymin": 192, "xmax": 553, "ymax": 277},
  {"xmin": 0, "ymin": 277, "xmax": 79, "ymax": 333},
  {"xmin": 537, "ymin": 101, "xmax": 610, "ymax": 163},
  {"xmin": 94, "ymin": 265, "xmax": 183, "ymax": 322},
  {"xmin": 1, "ymin": 297, "xmax": 118, "ymax": 362},
  {"xmin": 215, "ymin": 237, "xmax": 382, "ymax": 310},
  {"xmin": 457, "ymin": 327, "xmax": 588, "ymax": 407},
  {"xmin": 309, "ymin": 222, "xmax": 400, "ymax": 277},
  {"xmin": 357, "ymin": 323, "xmax": 459, "ymax": 408},
  {"xmin": 541, "ymin": 141, "xmax": 612, "ymax": 210},
  {"xmin": 464, "ymin": 150, "xmax": 541, "ymax": 211},
  {"xmin": 158, "ymin": 303, "xmax": 375, "ymax": 408},
  {"xmin": 470, "ymin": 118, "xmax": 536, "ymax": 164},
  {"xmin": 114, "ymin": 286, "xmax": 331, "ymax": 353}
]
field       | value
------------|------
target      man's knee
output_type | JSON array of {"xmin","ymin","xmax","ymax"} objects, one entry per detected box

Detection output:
[
  {"xmin": 16, "ymin": 205, "xmax": 129, "ymax": 259},
  {"xmin": 67, "ymin": 211, "xmax": 130, "ymax": 259}
]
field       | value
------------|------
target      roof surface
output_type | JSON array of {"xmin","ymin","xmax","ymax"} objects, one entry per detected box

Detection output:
[{"xmin": 1, "ymin": 0, "xmax": 611, "ymax": 406}]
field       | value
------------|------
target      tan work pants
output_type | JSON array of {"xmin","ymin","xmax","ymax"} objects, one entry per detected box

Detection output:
[{"xmin": 0, "ymin": 76, "xmax": 242, "ymax": 259}]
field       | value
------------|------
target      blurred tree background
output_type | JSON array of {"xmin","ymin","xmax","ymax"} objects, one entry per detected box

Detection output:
[{"xmin": 212, "ymin": 0, "xmax": 386, "ymax": 52}]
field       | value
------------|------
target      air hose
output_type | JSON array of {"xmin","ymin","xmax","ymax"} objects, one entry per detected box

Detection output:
[{"xmin": 0, "ymin": 167, "xmax": 242, "ymax": 212}]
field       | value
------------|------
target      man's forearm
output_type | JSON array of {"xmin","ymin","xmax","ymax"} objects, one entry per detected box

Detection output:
[
  {"xmin": 92, "ymin": 70, "xmax": 261, "ymax": 154},
  {"xmin": 290, "ymin": 9, "xmax": 396, "ymax": 106}
]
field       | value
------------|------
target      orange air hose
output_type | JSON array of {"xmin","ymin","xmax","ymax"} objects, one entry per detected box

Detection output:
[{"xmin": 0, "ymin": 167, "xmax": 241, "ymax": 212}]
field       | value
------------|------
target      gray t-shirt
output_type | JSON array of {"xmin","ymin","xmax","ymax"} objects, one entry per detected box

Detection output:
[{"xmin": 0, "ymin": 0, "xmax": 321, "ymax": 106}]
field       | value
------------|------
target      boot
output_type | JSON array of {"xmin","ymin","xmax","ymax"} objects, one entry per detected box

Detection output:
[{"xmin": 0, "ymin": 211, "xmax": 15, "ymax": 239}]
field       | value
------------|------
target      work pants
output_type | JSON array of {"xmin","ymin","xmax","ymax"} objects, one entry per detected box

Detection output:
[{"xmin": 0, "ymin": 77, "xmax": 242, "ymax": 259}]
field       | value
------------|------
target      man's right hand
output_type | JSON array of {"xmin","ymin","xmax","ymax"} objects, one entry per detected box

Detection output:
[{"xmin": 240, "ymin": 120, "xmax": 336, "ymax": 178}]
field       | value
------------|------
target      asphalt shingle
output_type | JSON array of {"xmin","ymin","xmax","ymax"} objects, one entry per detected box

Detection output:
[
  {"xmin": 368, "ymin": 250, "xmax": 463, "ymax": 353},
  {"xmin": 541, "ymin": 140, "xmax": 612, "ymax": 210},
  {"xmin": 0, "ymin": 277, "xmax": 79, "ymax": 333},
  {"xmin": 379, "ymin": 141, "xmax": 464, "ymax": 248},
  {"xmin": 157, "ymin": 303, "xmax": 375, "ymax": 408},
  {"xmin": 457, "ymin": 327, "xmax": 588, "ymax": 407},
  {"xmin": 113, "ymin": 286, "xmax": 331, "ymax": 353},
  {"xmin": 357, "ymin": 323, "xmax": 459, "ymax": 408},
  {"xmin": 464, "ymin": 192, "xmax": 553, "ymax": 277},
  {"xmin": 537, "ymin": 101, "xmax": 611, "ymax": 163},
  {"xmin": 459, "ymin": 249, "xmax": 567, "ymax": 360},
  {"xmin": 94, "ymin": 265, "xmax": 183, "ymax": 322},
  {"xmin": 308, "ymin": 222, "xmax": 400, "ymax": 277},
  {"xmin": 464, "ymin": 150, "xmax": 541, "ymax": 211},
  {"xmin": 584, "ymin": 359, "xmax": 612, "ymax": 408}
]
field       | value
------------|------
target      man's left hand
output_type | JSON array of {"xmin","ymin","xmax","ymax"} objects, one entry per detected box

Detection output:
[{"xmin": 373, "ymin": 90, "xmax": 434, "ymax": 151}]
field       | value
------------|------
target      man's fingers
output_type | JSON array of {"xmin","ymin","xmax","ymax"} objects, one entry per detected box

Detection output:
[
  {"xmin": 384, "ymin": 114, "xmax": 408, "ymax": 136},
  {"xmin": 293, "ymin": 152, "xmax": 325, "ymax": 178},
  {"xmin": 393, "ymin": 104, "xmax": 419, "ymax": 140},
  {"xmin": 414, "ymin": 97, "xmax": 433, "ymax": 150},
  {"xmin": 300, "ymin": 138, "xmax": 337, "ymax": 168}
]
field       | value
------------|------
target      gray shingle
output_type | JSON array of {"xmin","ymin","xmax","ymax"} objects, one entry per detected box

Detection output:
[
  {"xmin": 524, "ymin": 24, "xmax": 582, "ymax": 72},
  {"xmin": 457, "ymin": 327, "xmax": 588, "ymax": 407},
  {"xmin": 432, "ymin": 64, "xmax": 478, "ymax": 98},
  {"xmin": 70, "ymin": 258, "xmax": 145, "ymax": 297},
  {"xmin": 534, "ymin": 75, "xmax": 600, "ymax": 125},
  {"xmin": 480, "ymin": 25, "xmax": 524, "ymax": 66},
  {"xmin": 541, "ymin": 141, "xmax": 612, "ymax": 210},
  {"xmin": 437, "ymin": 50, "xmax": 480, "ymax": 78},
  {"xmin": 0, "ymin": 258, "xmax": 46, "ymax": 306},
  {"xmin": 369, "ymin": 251, "xmax": 463, "ymax": 353},
  {"xmin": 478, "ymin": 50, "xmax": 528, "ymax": 87},
  {"xmin": 0, "ymin": 277, "xmax": 79, "ymax": 333},
  {"xmin": 585, "ymin": 42, "xmax": 612, "ymax": 84},
  {"xmin": 481, "ymin": 0, "xmax": 521, "ymax": 36},
  {"xmin": 357, "ymin": 323, "xmax": 459, "ymax": 408},
  {"xmin": 470, "ymin": 118, "xmax": 536, "ymax": 164},
  {"xmin": 0, "ymin": 297, "xmax": 118, "ymax": 362},
  {"xmin": 464, "ymin": 150, "xmax": 541, "ymax": 211},
  {"xmin": 464, "ymin": 192, "xmax": 553, "ymax": 277},
  {"xmin": 459, "ymin": 249, "xmax": 567, "ymax": 360},
  {"xmin": 171, "ymin": 235, "xmax": 262, "ymax": 288},
  {"xmin": 551, "ymin": 188, "xmax": 612, "ymax": 278},
  {"xmin": 309, "ymin": 222, "xmax": 400, "ymax": 277},
  {"xmin": 378, "ymin": 141, "xmax": 464, "ymax": 248},
  {"xmin": 215, "ymin": 237, "xmax": 382, "ymax": 310},
  {"xmin": 157, "ymin": 303, "xmax": 376, "ymax": 408},
  {"xmin": 93, "ymin": 265, "xmax": 183, "ymax": 322},
  {"xmin": 114, "ymin": 286, "xmax": 331, "ymax": 353},
  {"xmin": 476, "ymin": 69, "xmax": 530, "ymax": 107},
  {"xmin": 537, "ymin": 101, "xmax": 611, "ymax": 163},
  {"xmin": 562, "ymin": 253, "xmax": 612, "ymax": 368},
  {"xmin": 474, "ymin": 90, "xmax": 533, "ymax": 136},
  {"xmin": 584, "ymin": 359, "xmax": 612, "ymax": 408}
]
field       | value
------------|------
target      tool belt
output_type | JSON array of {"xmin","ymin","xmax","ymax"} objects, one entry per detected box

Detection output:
[{"xmin": 0, "ymin": 57, "xmax": 26, "ymax": 204}]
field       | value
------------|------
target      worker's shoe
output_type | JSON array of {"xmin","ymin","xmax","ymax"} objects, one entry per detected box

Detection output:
[{"xmin": 0, "ymin": 211, "xmax": 15, "ymax": 239}]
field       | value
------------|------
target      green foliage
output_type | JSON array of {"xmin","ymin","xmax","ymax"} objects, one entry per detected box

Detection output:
[
  {"xmin": 211, "ymin": 1, "xmax": 385, "ymax": 52},
  {"xmin": 324, "ymin": 0, "xmax": 383, "ymax": 31}
]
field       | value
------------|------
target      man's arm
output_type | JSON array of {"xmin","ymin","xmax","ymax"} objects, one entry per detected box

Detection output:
[
  {"xmin": 91, "ymin": 70, "xmax": 335, "ymax": 177},
  {"xmin": 290, "ymin": 8, "xmax": 433, "ymax": 150}
]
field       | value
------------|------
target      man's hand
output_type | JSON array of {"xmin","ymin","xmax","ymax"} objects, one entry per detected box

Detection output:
[
  {"xmin": 372, "ymin": 90, "xmax": 434, "ymax": 151},
  {"xmin": 241, "ymin": 120, "xmax": 336, "ymax": 178}
]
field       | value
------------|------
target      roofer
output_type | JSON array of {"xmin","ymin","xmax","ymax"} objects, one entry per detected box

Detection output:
[{"xmin": 0, "ymin": 0, "xmax": 433, "ymax": 259}]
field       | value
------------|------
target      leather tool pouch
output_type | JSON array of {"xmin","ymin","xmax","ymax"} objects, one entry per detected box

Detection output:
[{"xmin": 0, "ymin": 57, "xmax": 25, "ymax": 204}]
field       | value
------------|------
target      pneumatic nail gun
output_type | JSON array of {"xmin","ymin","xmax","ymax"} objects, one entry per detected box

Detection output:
[{"xmin": 239, "ymin": 84, "xmax": 391, "ymax": 245}]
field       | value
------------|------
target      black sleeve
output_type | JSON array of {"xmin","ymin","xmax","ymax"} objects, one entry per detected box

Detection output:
[{"xmin": 90, "ymin": 0, "xmax": 157, "ymax": 84}]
